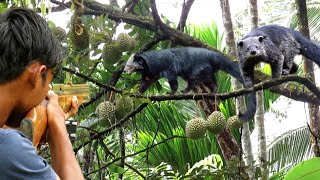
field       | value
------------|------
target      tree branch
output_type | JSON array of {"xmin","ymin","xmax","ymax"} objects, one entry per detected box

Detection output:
[
  {"xmin": 254, "ymin": 72, "xmax": 320, "ymax": 105},
  {"xmin": 177, "ymin": 0, "xmax": 195, "ymax": 31},
  {"xmin": 62, "ymin": 67, "xmax": 122, "ymax": 93},
  {"xmin": 83, "ymin": 0, "xmax": 157, "ymax": 31},
  {"xmin": 131, "ymin": 74, "xmax": 320, "ymax": 105},
  {"xmin": 98, "ymin": 138, "xmax": 146, "ymax": 179},
  {"xmin": 85, "ymin": 135, "xmax": 187, "ymax": 176},
  {"xmin": 74, "ymin": 103, "xmax": 149, "ymax": 153}
]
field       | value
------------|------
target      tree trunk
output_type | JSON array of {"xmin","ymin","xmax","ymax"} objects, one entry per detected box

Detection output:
[
  {"xmin": 255, "ymin": 91, "xmax": 268, "ymax": 180},
  {"xmin": 219, "ymin": 0, "xmax": 251, "ymax": 179},
  {"xmin": 295, "ymin": 0, "xmax": 320, "ymax": 157},
  {"xmin": 249, "ymin": 0, "xmax": 258, "ymax": 28},
  {"xmin": 248, "ymin": 0, "xmax": 268, "ymax": 179}
]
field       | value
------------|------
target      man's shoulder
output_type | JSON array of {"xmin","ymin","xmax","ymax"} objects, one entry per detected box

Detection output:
[
  {"xmin": 0, "ymin": 128, "xmax": 56, "ymax": 180},
  {"xmin": 0, "ymin": 128, "xmax": 27, "ymax": 144},
  {"xmin": 0, "ymin": 128, "xmax": 35, "ymax": 163}
]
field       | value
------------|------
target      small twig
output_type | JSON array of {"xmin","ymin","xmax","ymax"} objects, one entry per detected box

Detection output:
[
  {"xmin": 307, "ymin": 123, "xmax": 320, "ymax": 155},
  {"xmin": 140, "ymin": 34, "xmax": 167, "ymax": 52},
  {"xmin": 74, "ymin": 103, "xmax": 149, "ymax": 153},
  {"xmin": 87, "ymin": 62, "xmax": 100, "ymax": 77},
  {"xmin": 62, "ymin": 67, "xmax": 122, "ymax": 93},
  {"xmin": 98, "ymin": 138, "xmax": 146, "ymax": 179},
  {"xmin": 85, "ymin": 135, "xmax": 187, "ymax": 176}
]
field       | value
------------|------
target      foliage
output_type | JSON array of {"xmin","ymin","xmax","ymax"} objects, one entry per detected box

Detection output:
[
  {"xmin": 145, "ymin": 154, "xmax": 224, "ymax": 179},
  {"xmin": 1, "ymin": 0, "xmax": 318, "ymax": 179},
  {"xmin": 284, "ymin": 157, "xmax": 320, "ymax": 180},
  {"xmin": 267, "ymin": 126, "xmax": 314, "ymax": 177},
  {"xmin": 130, "ymin": 102, "xmax": 221, "ymax": 172}
]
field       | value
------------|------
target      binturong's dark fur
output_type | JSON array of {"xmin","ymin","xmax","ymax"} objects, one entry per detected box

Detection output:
[
  {"xmin": 237, "ymin": 24, "xmax": 320, "ymax": 86},
  {"xmin": 237, "ymin": 25, "xmax": 320, "ymax": 121},
  {"xmin": 124, "ymin": 47, "xmax": 257, "ymax": 121}
]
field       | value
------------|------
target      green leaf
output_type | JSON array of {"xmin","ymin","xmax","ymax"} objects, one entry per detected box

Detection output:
[
  {"xmin": 284, "ymin": 158, "xmax": 320, "ymax": 180},
  {"xmin": 40, "ymin": 2, "xmax": 46, "ymax": 16}
]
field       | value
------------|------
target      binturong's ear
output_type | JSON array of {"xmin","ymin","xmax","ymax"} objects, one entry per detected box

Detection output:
[
  {"xmin": 237, "ymin": 40, "xmax": 244, "ymax": 47},
  {"xmin": 133, "ymin": 56, "xmax": 145, "ymax": 70},
  {"xmin": 258, "ymin": 36, "xmax": 266, "ymax": 42}
]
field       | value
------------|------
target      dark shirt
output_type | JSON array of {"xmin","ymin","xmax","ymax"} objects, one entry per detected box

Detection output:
[{"xmin": 0, "ymin": 129, "xmax": 56, "ymax": 180}]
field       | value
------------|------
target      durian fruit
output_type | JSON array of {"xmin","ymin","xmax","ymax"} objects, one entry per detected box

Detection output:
[
  {"xmin": 206, "ymin": 111, "xmax": 226, "ymax": 134},
  {"xmin": 51, "ymin": 27, "xmax": 66, "ymax": 42},
  {"xmin": 90, "ymin": 31, "xmax": 111, "ymax": 47},
  {"xmin": 185, "ymin": 118, "xmax": 207, "ymax": 140},
  {"xmin": 115, "ymin": 96, "xmax": 134, "ymax": 120},
  {"xmin": 102, "ymin": 42, "xmax": 122, "ymax": 65},
  {"xmin": 115, "ymin": 33, "xmax": 136, "ymax": 52},
  {"xmin": 128, "ymin": 37, "xmax": 137, "ymax": 51},
  {"xmin": 70, "ymin": 17, "xmax": 89, "ymax": 51},
  {"xmin": 227, "ymin": 115, "xmax": 243, "ymax": 130},
  {"xmin": 95, "ymin": 101, "xmax": 116, "ymax": 127}
]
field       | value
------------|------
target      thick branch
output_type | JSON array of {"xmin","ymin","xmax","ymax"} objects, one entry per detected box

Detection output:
[
  {"xmin": 254, "ymin": 72, "xmax": 320, "ymax": 105},
  {"xmin": 65, "ymin": 66, "xmax": 320, "ymax": 106},
  {"xmin": 83, "ymin": 0, "xmax": 157, "ymax": 31},
  {"xmin": 132, "ymin": 74, "xmax": 320, "ymax": 105},
  {"xmin": 149, "ymin": 0, "xmax": 233, "ymax": 59},
  {"xmin": 177, "ymin": 0, "xmax": 195, "ymax": 31}
]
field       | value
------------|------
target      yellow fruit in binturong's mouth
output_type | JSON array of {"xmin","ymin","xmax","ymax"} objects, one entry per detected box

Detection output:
[{"xmin": 185, "ymin": 118, "xmax": 207, "ymax": 140}]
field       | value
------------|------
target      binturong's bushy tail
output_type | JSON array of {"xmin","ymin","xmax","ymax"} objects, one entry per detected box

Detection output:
[
  {"xmin": 291, "ymin": 30, "xmax": 320, "ymax": 67},
  {"xmin": 238, "ymin": 92, "xmax": 256, "ymax": 121},
  {"xmin": 213, "ymin": 52, "xmax": 256, "ymax": 121}
]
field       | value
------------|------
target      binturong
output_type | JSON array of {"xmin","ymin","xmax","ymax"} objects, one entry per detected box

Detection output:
[
  {"xmin": 237, "ymin": 25, "xmax": 320, "ymax": 120},
  {"xmin": 238, "ymin": 24, "xmax": 320, "ymax": 85},
  {"xmin": 124, "ymin": 47, "xmax": 256, "ymax": 121}
]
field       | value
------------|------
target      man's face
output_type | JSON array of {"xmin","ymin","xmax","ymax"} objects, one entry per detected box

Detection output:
[
  {"xmin": 32, "ymin": 68, "xmax": 54, "ymax": 106},
  {"xmin": 5, "ymin": 66, "xmax": 55, "ymax": 127}
]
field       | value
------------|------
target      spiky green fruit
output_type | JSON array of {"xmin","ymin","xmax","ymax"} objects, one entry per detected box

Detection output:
[
  {"xmin": 115, "ymin": 96, "xmax": 134, "ymax": 120},
  {"xmin": 102, "ymin": 42, "xmax": 122, "ymax": 65},
  {"xmin": 128, "ymin": 37, "xmax": 137, "ymax": 51},
  {"xmin": 70, "ymin": 23, "xmax": 90, "ymax": 51},
  {"xmin": 227, "ymin": 115, "xmax": 243, "ymax": 129},
  {"xmin": 51, "ymin": 27, "xmax": 66, "ymax": 42},
  {"xmin": 206, "ymin": 111, "xmax": 226, "ymax": 134},
  {"xmin": 116, "ymin": 33, "xmax": 134, "ymax": 52},
  {"xmin": 95, "ymin": 101, "xmax": 116, "ymax": 127},
  {"xmin": 90, "ymin": 31, "xmax": 111, "ymax": 47},
  {"xmin": 185, "ymin": 118, "xmax": 207, "ymax": 140}
]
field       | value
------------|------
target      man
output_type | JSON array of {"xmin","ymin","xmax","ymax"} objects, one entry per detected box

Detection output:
[{"xmin": 0, "ymin": 8, "xmax": 84, "ymax": 179}]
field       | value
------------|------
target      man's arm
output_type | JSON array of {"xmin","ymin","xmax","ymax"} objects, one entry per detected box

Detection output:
[{"xmin": 46, "ymin": 90, "xmax": 84, "ymax": 180}]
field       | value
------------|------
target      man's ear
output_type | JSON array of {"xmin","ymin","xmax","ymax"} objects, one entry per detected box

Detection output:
[{"xmin": 26, "ymin": 62, "xmax": 47, "ymax": 87}]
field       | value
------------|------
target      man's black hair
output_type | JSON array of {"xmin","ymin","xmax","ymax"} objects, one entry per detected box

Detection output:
[{"xmin": 0, "ymin": 8, "xmax": 62, "ymax": 84}]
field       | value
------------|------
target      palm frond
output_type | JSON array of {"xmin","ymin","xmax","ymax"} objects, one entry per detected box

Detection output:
[{"xmin": 267, "ymin": 126, "xmax": 313, "ymax": 177}]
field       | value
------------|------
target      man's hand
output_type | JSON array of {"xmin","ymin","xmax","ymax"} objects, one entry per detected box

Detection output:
[
  {"xmin": 45, "ymin": 90, "xmax": 84, "ymax": 179},
  {"xmin": 45, "ymin": 90, "xmax": 79, "ymax": 143}
]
